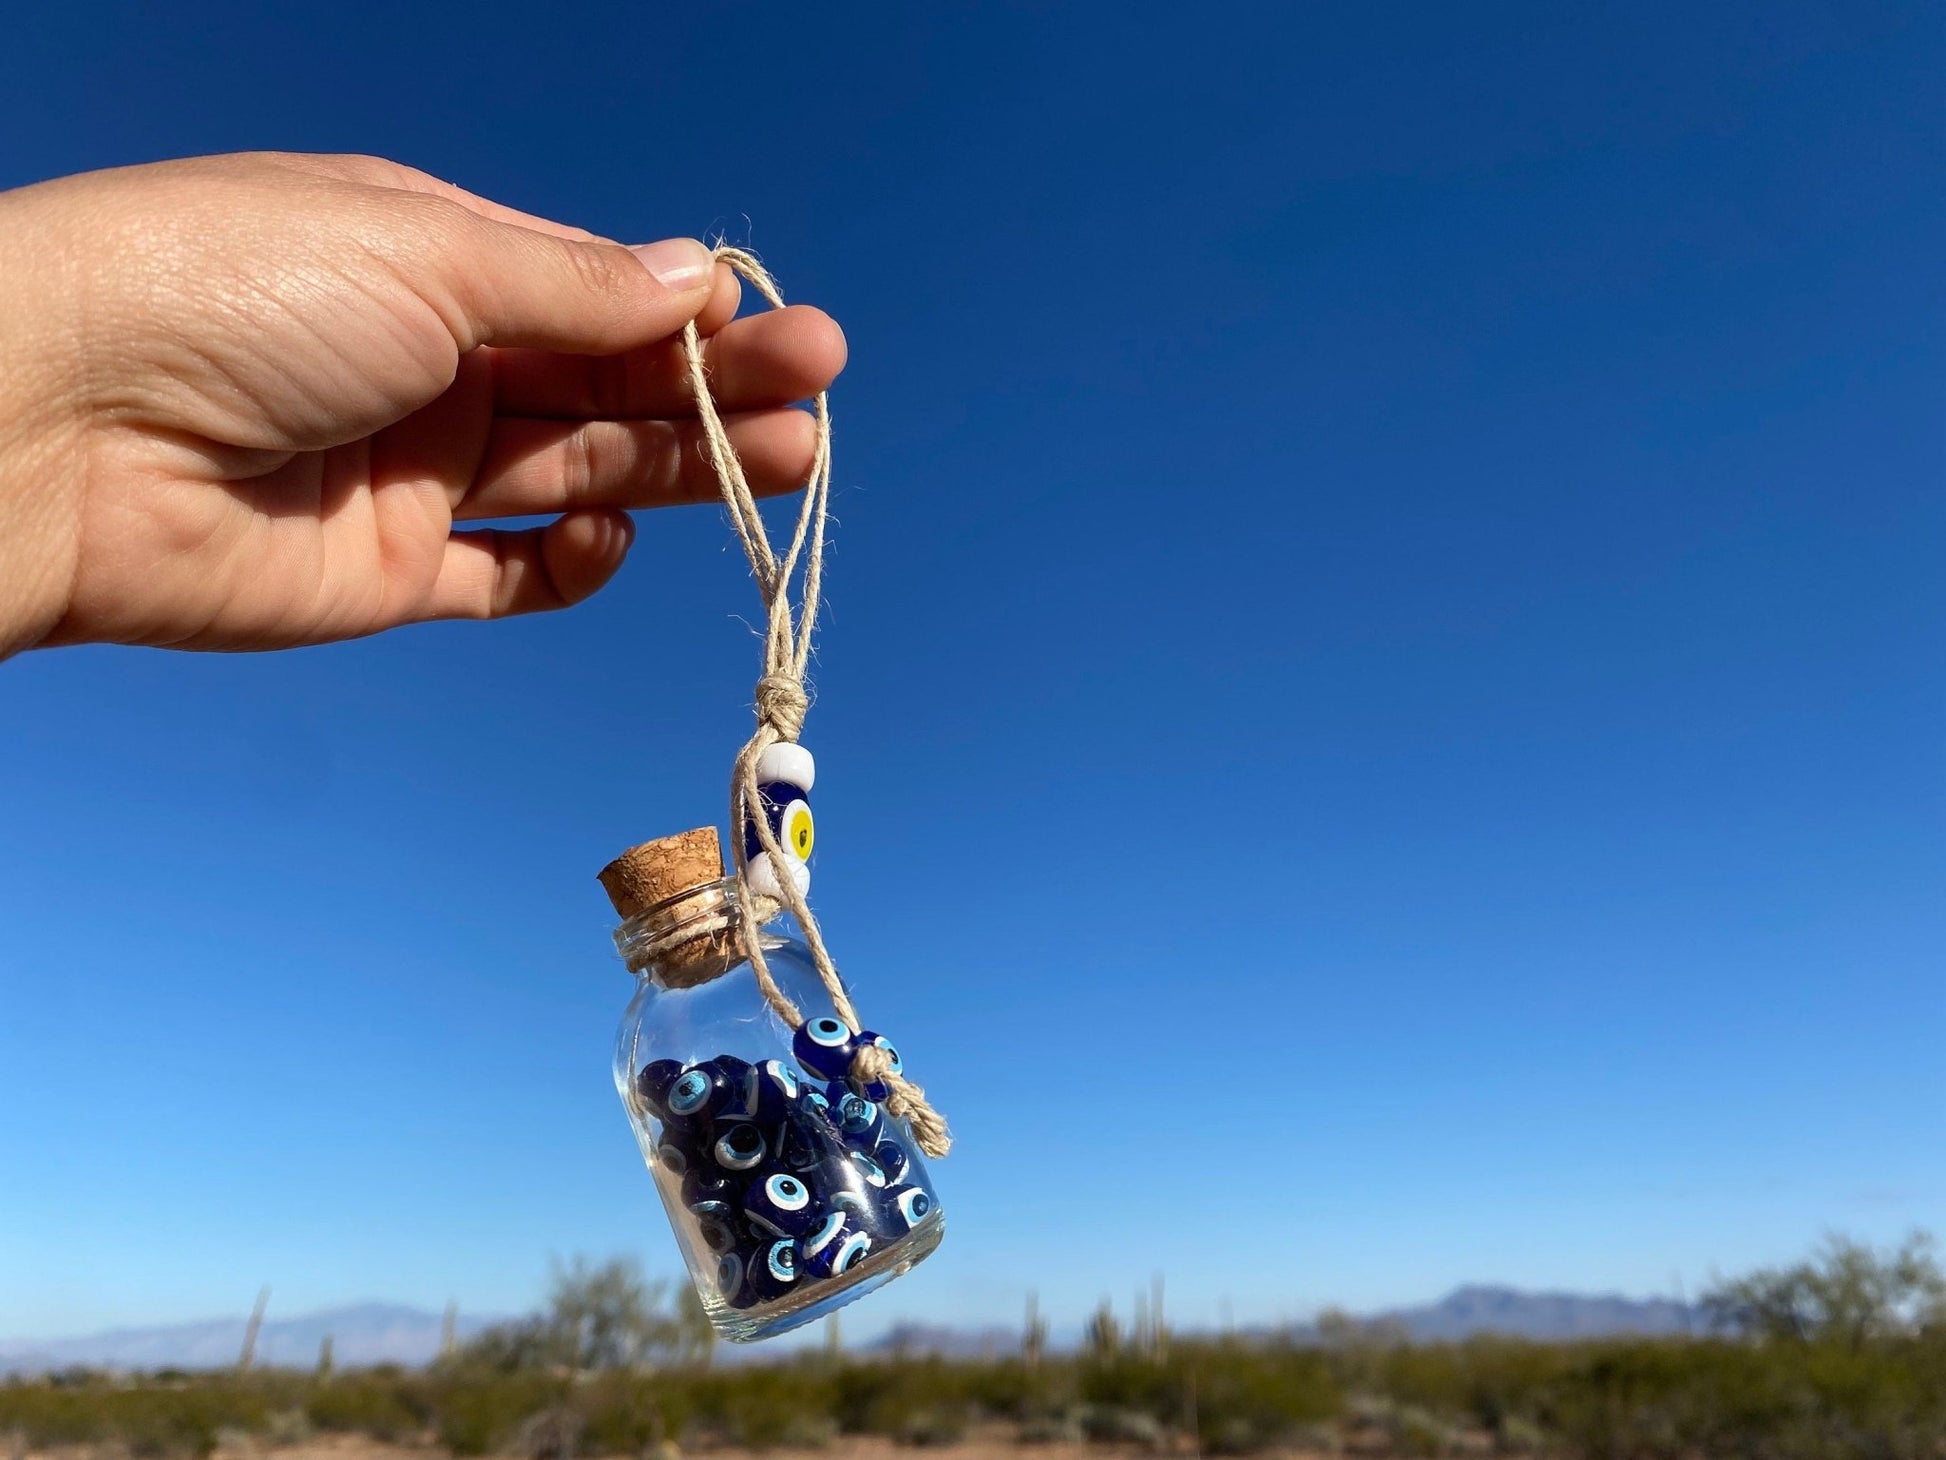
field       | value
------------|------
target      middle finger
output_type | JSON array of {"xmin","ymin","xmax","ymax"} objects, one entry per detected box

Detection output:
[{"xmin": 489, "ymin": 304, "xmax": 846, "ymax": 420}]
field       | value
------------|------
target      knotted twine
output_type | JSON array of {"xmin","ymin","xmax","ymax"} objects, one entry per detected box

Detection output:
[{"xmin": 679, "ymin": 247, "xmax": 951, "ymax": 1160}]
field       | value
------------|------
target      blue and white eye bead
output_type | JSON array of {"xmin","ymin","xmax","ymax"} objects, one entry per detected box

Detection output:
[
  {"xmin": 872, "ymin": 1140, "xmax": 910, "ymax": 1187},
  {"xmin": 747, "ymin": 1238, "xmax": 801, "ymax": 1303},
  {"xmin": 828, "ymin": 1088, "xmax": 884, "ymax": 1146},
  {"xmin": 712, "ymin": 1056, "xmax": 761, "ymax": 1122},
  {"xmin": 799, "ymin": 1211, "xmax": 874, "ymax": 1280},
  {"xmin": 845, "ymin": 1149, "xmax": 889, "ymax": 1190},
  {"xmin": 793, "ymin": 1016, "xmax": 856, "ymax": 1082},
  {"xmin": 743, "ymin": 1171, "xmax": 817, "ymax": 1239},
  {"xmin": 744, "ymin": 744, "xmax": 816, "ymax": 900},
  {"xmin": 653, "ymin": 1138, "xmax": 691, "ymax": 1180},
  {"xmin": 712, "ymin": 1123, "xmax": 768, "ymax": 1172},
  {"xmin": 695, "ymin": 1209, "xmax": 744, "ymax": 1256},
  {"xmin": 828, "ymin": 1187, "xmax": 889, "ymax": 1239},
  {"xmin": 798, "ymin": 1084, "xmax": 832, "ymax": 1121},
  {"xmin": 847, "ymin": 1032, "xmax": 901, "ymax": 1102},
  {"xmin": 884, "ymin": 1186, "xmax": 935, "ymax": 1233},
  {"xmin": 714, "ymin": 1251, "xmax": 753, "ymax": 1307},
  {"xmin": 633, "ymin": 1059, "xmax": 684, "ymax": 1120},
  {"xmin": 681, "ymin": 1166, "xmax": 735, "ymax": 1208},
  {"xmin": 665, "ymin": 1064, "xmax": 732, "ymax": 1128},
  {"xmin": 753, "ymin": 1059, "xmax": 800, "ymax": 1125},
  {"xmin": 778, "ymin": 1108, "xmax": 847, "ymax": 1174}
]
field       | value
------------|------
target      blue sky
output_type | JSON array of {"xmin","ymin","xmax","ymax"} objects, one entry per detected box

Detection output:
[{"xmin": 1, "ymin": 1, "xmax": 1941, "ymax": 1344}]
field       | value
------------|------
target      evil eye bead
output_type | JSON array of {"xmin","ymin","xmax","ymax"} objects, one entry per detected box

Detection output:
[
  {"xmin": 681, "ymin": 1166, "xmax": 735, "ymax": 1208},
  {"xmin": 743, "ymin": 1171, "xmax": 817, "ymax": 1239},
  {"xmin": 830, "ymin": 1088, "xmax": 884, "ymax": 1146},
  {"xmin": 755, "ymin": 742, "xmax": 816, "ymax": 794},
  {"xmin": 885, "ymin": 1186, "xmax": 935, "ymax": 1233},
  {"xmin": 633, "ymin": 1059, "xmax": 684, "ymax": 1120},
  {"xmin": 845, "ymin": 1149, "xmax": 889, "ymax": 1190},
  {"xmin": 714, "ymin": 1251, "xmax": 753, "ymax": 1308},
  {"xmin": 745, "ymin": 745, "xmax": 817, "ymax": 901},
  {"xmin": 695, "ymin": 1209, "xmax": 744, "ymax": 1256},
  {"xmin": 653, "ymin": 1138, "xmax": 691, "ymax": 1180},
  {"xmin": 798, "ymin": 1084, "xmax": 832, "ymax": 1121},
  {"xmin": 847, "ymin": 1032, "xmax": 902, "ymax": 1102},
  {"xmin": 747, "ymin": 1238, "xmax": 801, "ymax": 1303},
  {"xmin": 712, "ymin": 1056, "xmax": 761, "ymax": 1122},
  {"xmin": 793, "ymin": 1017, "xmax": 857, "ymax": 1082},
  {"xmin": 753, "ymin": 1059, "xmax": 800, "ymax": 1125},
  {"xmin": 739, "ymin": 833, "xmax": 809, "ymax": 903},
  {"xmin": 872, "ymin": 1140, "xmax": 910, "ymax": 1187},
  {"xmin": 665, "ymin": 1064, "xmax": 730, "ymax": 1128},
  {"xmin": 778, "ymin": 1108, "xmax": 848, "ymax": 1174},
  {"xmin": 799, "ymin": 1211, "xmax": 874, "ymax": 1280},
  {"xmin": 828, "ymin": 1187, "xmax": 890, "ymax": 1239},
  {"xmin": 713, "ymin": 1123, "xmax": 768, "ymax": 1172}
]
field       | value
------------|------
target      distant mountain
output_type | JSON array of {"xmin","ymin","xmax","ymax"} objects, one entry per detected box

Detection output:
[
  {"xmin": 0, "ymin": 1284, "xmax": 1695, "ymax": 1375},
  {"xmin": 1373, "ymin": 1285, "xmax": 1694, "ymax": 1342},
  {"xmin": 862, "ymin": 1321, "xmax": 1022, "ymax": 1358},
  {"xmin": 0, "ymin": 1303, "xmax": 501, "ymax": 1375}
]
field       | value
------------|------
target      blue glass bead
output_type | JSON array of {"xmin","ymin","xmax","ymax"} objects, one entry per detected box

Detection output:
[
  {"xmin": 882, "ymin": 1185, "xmax": 935, "ymax": 1234},
  {"xmin": 712, "ymin": 1122, "xmax": 768, "ymax": 1173},
  {"xmin": 744, "ymin": 744, "xmax": 816, "ymax": 901},
  {"xmin": 653, "ymin": 1138, "xmax": 692, "ymax": 1181},
  {"xmin": 681, "ymin": 1167, "xmax": 735, "ymax": 1208},
  {"xmin": 713, "ymin": 1055, "xmax": 761, "ymax": 1122},
  {"xmin": 633, "ymin": 1059, "xmax": 684, "ymax": 1119},
  {"xmin": 800, "ymin": 1211, "xmax": 873, "ymax": 1280},
  {"xmin": 798, "ymin": 1084, "xmax": 832, "ymax": 1122},
  {"xmin": 695, "ymin": 1208, "xmax": 744, "ymax": 1256},
  {"xmin": 778, "ymin": 1108, "xmax": 848, "ymax": 1175},
  {"xmin": 746, "ymin": 1238, "xmax": 801, "ymax": 1303},
  {"xmin": 793, "ymin": 1016, "xmax": 856, "ymax": 1082},
  {"xmin": 665, "ymin": 1063, "xmax": 735, "ymax": 1128},
  {"xmin": 715, "ymin": 1250, "xmax": 755, "ymax": 1308},
  {"xmin": 743, "ymin": 1170, "xmax": 817, "ymax": 1239},
  {"xmin": 828, "ymin": 1087, "xmax": 884, "ymax": 1146},
  {"xmin": 828, "ymin": 1187, "xmax": 890, "ymax": 1240},
  {"xmin": 753, "ymin": 1059, "xmax": 800, "ymax": 1125},
  {"xmin": 845, "ymin": 1148, "xmax": 889, "ymax": 1190},
  {"xmin": 872, "ymin": 1140, "xmax": 910, "ymax": 1187},
  {"xmin": 847, "ymin": 1033, "xmax": 901, "ymax": 1102}
]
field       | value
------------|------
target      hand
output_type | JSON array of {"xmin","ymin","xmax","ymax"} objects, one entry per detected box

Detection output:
[{"xmin": 0, "ymin": 152, "xmax": 846, "ymax": 657}]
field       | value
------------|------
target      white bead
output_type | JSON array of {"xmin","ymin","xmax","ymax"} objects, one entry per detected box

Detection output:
[
  {"xmin": 755, "ymin": 742, "xmax": 816, "ymax": 792},
  {"xmin": 747, "ymin": 853, "xmax": 812, "ymax": 901}
]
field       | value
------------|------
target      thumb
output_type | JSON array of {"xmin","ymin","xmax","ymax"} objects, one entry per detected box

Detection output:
[{"xmin": 415, "ymin": 211, "xmax": 716, "ymax": 355}]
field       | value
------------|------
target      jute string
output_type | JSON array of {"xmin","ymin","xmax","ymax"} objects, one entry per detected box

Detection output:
[{"xmin": 679, "ymin": 247, "xmax": 951, "ymax": 1160}]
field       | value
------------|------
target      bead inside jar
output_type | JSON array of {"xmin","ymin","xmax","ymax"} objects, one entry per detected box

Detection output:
[{"xmin": 602, "ymin": 827, "xmax": 944, "ymax": 1343}]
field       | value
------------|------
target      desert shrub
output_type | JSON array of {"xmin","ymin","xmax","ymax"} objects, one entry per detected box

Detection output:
[
  {"xmin": 1015, "ymin": 1406, "xmax": 1085, "ymax": 1442},
  {"xmin": 579, "ymin": 1371, "xmax": 683, "ymax": 1454},
  {"xmin": 895, "ymin": 1405, "xmax": 968, "ymax": 1446},
  {"xmin": 430, "ymin": 1373, "xmax": 563, "ymax": 1456},
  {"xmin": 1078, "ymin": 1402, "xmax": 1164, "ymax": 1447},
  {"xmin": 304, "ymin": 1374, "xmax": 427, "ymax": 1440},
  {"xmin": 1187, "ymin": 1342, "xmax": 1341, "ymax": 1454}
]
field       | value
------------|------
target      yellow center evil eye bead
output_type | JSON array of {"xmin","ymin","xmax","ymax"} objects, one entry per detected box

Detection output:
[{"xmin": 784, "ymin": 800, "xmax": 815, "ymax": 860}]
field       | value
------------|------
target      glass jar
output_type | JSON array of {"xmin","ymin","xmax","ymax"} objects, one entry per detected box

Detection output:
[{"xmin": 603, "ymin": 835, "xmax": 945, "ymax": 1343}]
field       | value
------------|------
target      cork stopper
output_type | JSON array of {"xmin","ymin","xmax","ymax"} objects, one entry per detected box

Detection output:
[
  {"xmin": 599, "ymin": 826, "xmax": 725, "ymax": 921},
  {"xmin": 599, "ymin": 827, "xmax": 743, "ymax": 986}
]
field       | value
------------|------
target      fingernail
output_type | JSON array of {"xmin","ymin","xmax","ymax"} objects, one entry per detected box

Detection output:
[{"xmin": 629, "ymin": 238, "xmax": 712, "ymax": 291}]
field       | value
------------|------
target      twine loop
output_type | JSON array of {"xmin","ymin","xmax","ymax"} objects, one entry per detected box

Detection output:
[{"xmin": 681, "ymin": 246, "xmax": 951, "ymax": 1159}]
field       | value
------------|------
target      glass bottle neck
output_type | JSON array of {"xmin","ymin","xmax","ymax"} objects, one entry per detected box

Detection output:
[{"xmin": 615, "ymin": 876, "xmax": 778, "ymax": 988}]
